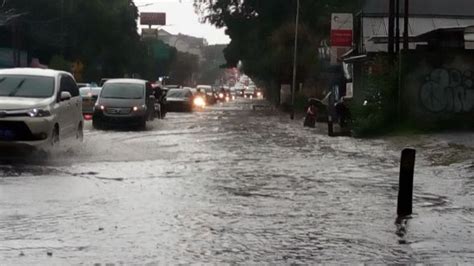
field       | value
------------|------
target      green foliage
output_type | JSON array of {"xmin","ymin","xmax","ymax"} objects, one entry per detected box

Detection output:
[
  {"xmin": 169, "ymin": 52, "xmax": 200, "ymax": 86},
  {"xmin": 48, "ymin": 55, "xmax": 71, "ymax": 72},
  {"xmin": 5, "ymin": 0, "xmax": 176, "ymax": 82},
  {"xmin": 198, "ymin": 44, "xmax": 227, "ymax": 84},
  {"xmin": 295, "ymin": 93, "xmax": 309, "ymax": 112},
  {"xmin": 351, "ymin": 56, "xmax": 399, "ymax": 137}
]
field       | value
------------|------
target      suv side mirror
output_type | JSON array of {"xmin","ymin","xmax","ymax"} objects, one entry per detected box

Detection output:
[{"xmin": 60, "ymin": 91, "xmax": 72, "ymax": 101}]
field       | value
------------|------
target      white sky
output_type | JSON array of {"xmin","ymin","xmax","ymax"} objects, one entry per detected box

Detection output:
[{"xmin": 134, "ymin": 0, "xmax": 230, "ymax": 45}]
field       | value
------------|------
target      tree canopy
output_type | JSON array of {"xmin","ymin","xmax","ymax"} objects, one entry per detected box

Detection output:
[{"xmin": 1, "ymin": 0, "xmax": 188, "ymax": 82}]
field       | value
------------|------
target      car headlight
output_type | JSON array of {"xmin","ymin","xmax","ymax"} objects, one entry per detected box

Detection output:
[
  {"xmin": 28, "ymin": 108, "xmax": 51, "ymax": 117},
  {"xmin": 193, "ymin": 97, "xmax": 206, "ymax": 107}
]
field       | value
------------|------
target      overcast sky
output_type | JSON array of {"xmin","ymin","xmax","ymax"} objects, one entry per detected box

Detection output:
[{"xmin": 134, "ymin": 0, "xmax": 230, "ymax": 45}]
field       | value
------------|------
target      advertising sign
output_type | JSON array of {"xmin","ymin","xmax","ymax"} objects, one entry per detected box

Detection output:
[
  {"xmin": 140, "ymin": 12, "xmax": 166, "ymax": 26},
  {"xmin": 331, "ymin": 13, "xmax": 353, "ymax": 47}
]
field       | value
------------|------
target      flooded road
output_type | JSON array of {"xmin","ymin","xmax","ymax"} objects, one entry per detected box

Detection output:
[{"xmin": 0, "ymin": 99, "xmax": 473, "ymax": 264}]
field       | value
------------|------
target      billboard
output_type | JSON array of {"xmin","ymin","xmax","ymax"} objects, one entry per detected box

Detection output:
[
  {"xmin": 330, "ymin": 13, "xmax": 353, "ymax": 47},
  {"xmin": 140, "ymin": 12, "xmax": 166, "ymax": 26}
]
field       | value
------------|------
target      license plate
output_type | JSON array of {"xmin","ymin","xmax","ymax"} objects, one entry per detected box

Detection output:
[{"xmin": 0, "ymin": 129, "xmax": 15, "ymax": 140}]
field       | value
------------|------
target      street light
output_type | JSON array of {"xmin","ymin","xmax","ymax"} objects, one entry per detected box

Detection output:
[{"xmin": 290, "ymin": 0, "xmax": 300, "ymax": 120}]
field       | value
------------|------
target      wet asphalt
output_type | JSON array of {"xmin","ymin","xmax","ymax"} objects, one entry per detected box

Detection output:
[{"xmin": 0, "ymin": 98, "xmax": 473, "ymax": 264}]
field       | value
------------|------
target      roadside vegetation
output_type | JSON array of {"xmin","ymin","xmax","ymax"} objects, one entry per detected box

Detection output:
[{"xmin": 1, "ymin": 0, "xmax": 222, "ymax": 84}]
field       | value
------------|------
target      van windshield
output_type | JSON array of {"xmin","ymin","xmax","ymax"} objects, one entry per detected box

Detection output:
[
  {"xmin": 101, "ymin": 83, "xmax": 144, "ymax": 99},
  {"xmin": 0, "ymin": 75, "xmax": 55, "ymax": 98}
]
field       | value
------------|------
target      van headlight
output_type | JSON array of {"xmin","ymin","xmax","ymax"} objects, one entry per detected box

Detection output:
[
  {"xmin": 133, "ymin": 105, "xmax": 147, "ymax": 112},
  {"xmin": 28, "ymin": 108, "xmax": 51, "ymax": 117}
]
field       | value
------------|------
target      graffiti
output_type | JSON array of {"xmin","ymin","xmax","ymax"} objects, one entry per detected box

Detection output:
[{"xmin": 420, "ymin": 68, "xmax": 474, "ymax": 113}]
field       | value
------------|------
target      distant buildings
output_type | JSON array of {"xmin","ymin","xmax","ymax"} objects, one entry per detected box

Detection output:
[{"xmin": 158, "ymin": 29, "xmax": 208, "ymax": 60}]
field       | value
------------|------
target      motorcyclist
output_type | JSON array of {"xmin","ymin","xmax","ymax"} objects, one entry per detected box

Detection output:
[
  {"xmin": 335, "ymin": 97, "xmax": 350, "ymax": 128},
  {"xmin": 153, "ymin": 85, "xmax": 167, "ymax": 119},
  {"xmin": 304, "ymin": 99, "xmax": 318, "ymax": 128}
]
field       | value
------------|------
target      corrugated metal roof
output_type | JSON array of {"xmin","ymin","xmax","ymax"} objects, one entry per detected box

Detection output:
[
  {"xmin": 362, "ymin": 17, "xmax": 474, "ymax": 52},
  {"xmin": 363, "ymin": 0, "xmax": 474, "ymax": 18}
]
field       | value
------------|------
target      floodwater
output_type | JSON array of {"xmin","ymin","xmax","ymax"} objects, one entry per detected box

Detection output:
[{"xmin": 0, "ymin": 99, "xmax": 473, "ymax": 264}]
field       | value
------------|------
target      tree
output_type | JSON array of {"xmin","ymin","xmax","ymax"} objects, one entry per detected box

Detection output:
[
  {"xmin": 169, "ymin": 52, "xmax": 200, "ymax": 86},
  {"xmin": 2, "ymin": 0, "xmax": 171, "ymax": 81},
  {"xmin": 198, "ymin": 44, "xmax": 227, "ymax": 84}
]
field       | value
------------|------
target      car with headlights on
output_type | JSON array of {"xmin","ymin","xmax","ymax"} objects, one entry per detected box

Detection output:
[
  {"xmin": 196, "ymin": 85, "xmax": 216, "ymax": 105},
  {"xmin": 0, "ymin": 68, "xmax": 84, "ymax": 148},
  {"xmin": 92, "ymin": 79, "xmax": 155, "ymax": 130},
  {"xmin": 165, "ymin": 88, "xmax": 195, "ymax": 112},
  {"xmin": 244, "ymin": 86, "xmax": 256, "ymax": 99}
]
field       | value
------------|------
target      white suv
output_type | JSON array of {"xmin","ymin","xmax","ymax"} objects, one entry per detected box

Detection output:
[{"xmin": 0, "ymin": 68, "xmax": 83, "ymax": 148}]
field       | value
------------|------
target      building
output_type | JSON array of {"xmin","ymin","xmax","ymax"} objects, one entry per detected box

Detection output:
[
  {"xmin": 158, "ymin": 29, "xmax": 208, "ymax": 60},
  {"xmin": 357, "ymin": 0, "xmax": 474, "ymax": 53},
  {"xmin": 345, "ymin": 0, "xmax": 474, "ymax": 128}
]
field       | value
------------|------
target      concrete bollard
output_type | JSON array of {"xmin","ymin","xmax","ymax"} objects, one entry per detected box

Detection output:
[
  {"xmin": 397, "ymin": 148, "xmax": 416, "ymax": 217},
  {"xmin": 327, "ymin": 115, "xmax": 334, "ymax": 137}
]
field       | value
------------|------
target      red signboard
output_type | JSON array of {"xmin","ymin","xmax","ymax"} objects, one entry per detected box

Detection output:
[
  {"xmin": 140, "ymin": 12, "xmax": 166, "ymax": 26},
  {"xmin": 331, "ymin": 29, "xmax": 353, "ymax": 47}
]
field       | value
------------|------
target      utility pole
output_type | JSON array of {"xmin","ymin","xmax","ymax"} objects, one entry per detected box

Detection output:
[
  {"xmin": 60, "ymin": 0, "xmax": 65, "ymax": 56},
  {"xmin": 403, "ymin": 0, "xmax": 409, "ymax": 50},
  {"xmin": 388, "ymin": 0, "xmax": 395, "ymax": 57},
  {"xmin": 395, "ymin": 0, "xmax": 400, "ymax": 53},
  {"xmin": 290, "ymin": 0, "xmax": 300, "ymax": 120}
]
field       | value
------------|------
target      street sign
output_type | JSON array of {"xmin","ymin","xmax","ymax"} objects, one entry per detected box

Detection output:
[
  {"xmin": 331, "ymin": 13, "xmax": 353, "ymax": 47},
  {"xmin": 140, "ymin": 12, "xmax": 166, "ymax": 26}
]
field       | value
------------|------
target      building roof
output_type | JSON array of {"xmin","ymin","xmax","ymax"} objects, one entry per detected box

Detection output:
[
  {"xmin": 363, "ymin": 0, "xmax": 474, "ymax": 18},
  {"xmin": 158, "ymin": 29, "xmax": 207, "ymax": 48}
]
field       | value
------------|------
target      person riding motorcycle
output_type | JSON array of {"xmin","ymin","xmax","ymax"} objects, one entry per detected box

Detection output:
[
  {"xmin": 152, "ymin": 85, "xmax": 167, "ymax": 119},
  {"xmin": 304, "ymin": 99, "xmax": 318, "ymax": 128}
]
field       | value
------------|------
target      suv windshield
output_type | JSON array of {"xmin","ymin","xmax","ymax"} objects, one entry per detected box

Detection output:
[
  {"xmin": 0, "ymin": 75, "xmax": 55, "ymax": 98},
  {"xmin": 80, "ymin": 87, "xmax": 102, "ymax": 97},
  {"xmin": 101, "ymin": 83, "xmax": 144, "ymax": 99}
]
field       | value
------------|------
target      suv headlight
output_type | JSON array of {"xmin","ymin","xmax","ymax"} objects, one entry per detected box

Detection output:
[{"xmin": 28, "ymin": 108, "xmax": 51, "ymax": 117}]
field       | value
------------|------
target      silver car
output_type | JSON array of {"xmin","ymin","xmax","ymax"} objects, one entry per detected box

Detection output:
[{"xmin": 0, "ymin": 68, "xmax": 84, "ymax": 148}]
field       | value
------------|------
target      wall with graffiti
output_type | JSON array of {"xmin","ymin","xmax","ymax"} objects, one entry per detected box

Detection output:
[{"xmin": 401, "ymin": 50, "xmax": 474, "ymax": 127}]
